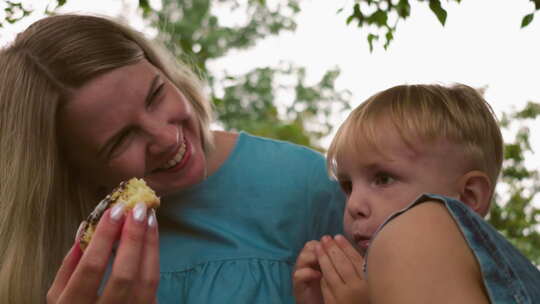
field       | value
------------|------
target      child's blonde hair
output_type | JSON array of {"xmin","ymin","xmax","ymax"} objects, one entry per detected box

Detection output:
[{"xmin": 327, "ymin": 84, "xmax": 503, "ymax": 193}]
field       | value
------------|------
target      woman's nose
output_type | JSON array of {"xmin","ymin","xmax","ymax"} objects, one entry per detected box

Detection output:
[
  {"xmin": 346, "ymin": 191, "xmax": 370, "ymax": 219},
  {"xmin": 147, "ymin": 123, "xmax": 178, "ymax": 156}
]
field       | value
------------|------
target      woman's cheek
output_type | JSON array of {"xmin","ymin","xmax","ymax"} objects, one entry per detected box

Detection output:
[{"xmin": 105, "ymin": 149, "xmax": 146, "ymax": 183}]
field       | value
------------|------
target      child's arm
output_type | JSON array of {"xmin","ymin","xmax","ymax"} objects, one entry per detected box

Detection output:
[
  {"xmin": 316, "ymin": 235, "xmax": 368, "ymax": 304},
  {"xmin": 293, "ymin": 241, "xmax": 324, "ymax": 304},
  {"xmin": 367, "ymin": 201, "xmax": 490, "ymax": 303}
]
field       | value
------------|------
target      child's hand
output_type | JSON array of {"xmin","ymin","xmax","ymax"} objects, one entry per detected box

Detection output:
[
  {"xmin": 316, "ymin": 235, "xmax": 368, "ymax": 304},
  {"xmin": 293, "ymin": 240, "xmax": 324, "ymax": 304}
]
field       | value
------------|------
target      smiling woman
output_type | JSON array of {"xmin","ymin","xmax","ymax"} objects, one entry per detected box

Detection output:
[
  {"xmin": 0, "ymin": 14, "xmax": 344, "ymax": 303},
  {"xmin": 58, "ymin": 60, "xmax": 207, "ymax": 195}
]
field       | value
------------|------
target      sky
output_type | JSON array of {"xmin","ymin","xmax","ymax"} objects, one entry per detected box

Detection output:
[{"xmin": 1, "ymin": 0, "xmax": 539, "ymax": 166}]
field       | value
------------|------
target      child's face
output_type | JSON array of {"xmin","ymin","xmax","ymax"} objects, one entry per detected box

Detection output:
[{"xmin": 335, "ymin": 124, "xmax": 465, "ymax": 256}]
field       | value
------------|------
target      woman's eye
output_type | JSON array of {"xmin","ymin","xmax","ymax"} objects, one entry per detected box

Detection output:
[
  {"xmin": 108, "ymin": 132, "xmax": 133, "ymax": 159},
  {"xmin": 148, "ymin": 83, "xmax": 165, "ymax": 106},
  {"xmin": 373, "ymin": 173, "xmax": 395, "ymax": 186},
  {"xmin": 339, "ymin": 180, "xmax": 352, "ymax": 195}
]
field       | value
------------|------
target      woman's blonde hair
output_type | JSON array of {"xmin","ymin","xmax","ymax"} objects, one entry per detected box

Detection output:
[
  {"xmin": 0, "ymin": 14, "xmax": 214, "ymax": 303},
  {"xmin": 327, "ymin": 84, "xmax": 503, "ymax": 193}
]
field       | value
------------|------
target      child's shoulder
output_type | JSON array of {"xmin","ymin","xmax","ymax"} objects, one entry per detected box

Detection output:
[
  {"xmin": 366, "ymin": 201, "xmax": 489, "ymax": 302},
  {"xmin": 369, "ymin": 201, "xmax": 476, "ymax": 267}
]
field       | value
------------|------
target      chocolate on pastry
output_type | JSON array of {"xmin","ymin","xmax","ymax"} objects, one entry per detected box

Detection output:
[{"xmin": 78, "ymin": 178, "xmax": 160, "ymax": 250}]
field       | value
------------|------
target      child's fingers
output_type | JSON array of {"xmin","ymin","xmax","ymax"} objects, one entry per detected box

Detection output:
[
  {"xmin": 334, "ymin": 234, "xmax": 365, "ymax": 278},
  {"xmin": 293, "ymin": 267, "xmax": 322, "ymax": 285},
  {"xmin": 46, "ymin": 242, "xmax": 83, "ymax": 303},
  {"xmin": 321, "ymin": 236, "xmax": 360, "ymax": 284},
  {"xmin": 315, "ymin": 239, "xmax": 343, "ymax": 286},
  {"xmin": 294, "ymin": 240, "xmax": 320, "ymax": 271},
  {"xmin": 320, "ymin": 277, "xmax": 338, "ymax": 304}
]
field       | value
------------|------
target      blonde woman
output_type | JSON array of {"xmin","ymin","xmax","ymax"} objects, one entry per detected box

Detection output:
[{"xmin": 0, "ymin": 14, "xmax": 344, "ymax": 303}]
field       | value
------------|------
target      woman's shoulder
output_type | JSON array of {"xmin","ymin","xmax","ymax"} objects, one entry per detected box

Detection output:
[
  {"xmin": 237, "ymin": 132, "xmax": 323, "ymax": 158},
  {"xmin": 366, "ymin": 201, "xmax": 490, "ymax": 303}
]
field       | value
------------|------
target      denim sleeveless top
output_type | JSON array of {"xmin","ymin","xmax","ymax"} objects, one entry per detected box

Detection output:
[{"xmin": 368, "ymin": 194, "xmax": 540, "ymax": 304}]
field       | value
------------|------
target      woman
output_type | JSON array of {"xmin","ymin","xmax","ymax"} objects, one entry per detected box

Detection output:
[{"xmin": 0, "ymin": 14, "xmax": 344, "ymax": 303}]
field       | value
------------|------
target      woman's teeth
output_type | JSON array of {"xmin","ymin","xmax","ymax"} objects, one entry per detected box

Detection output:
[{"xmin": 161, "ymin": 140, "xmax": 186, "ymax": 170}]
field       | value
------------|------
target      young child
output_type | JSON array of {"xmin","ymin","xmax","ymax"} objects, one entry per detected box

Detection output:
[{"xmin": 293, "ymin": 83, "xmax": 540, "ymax": 303}]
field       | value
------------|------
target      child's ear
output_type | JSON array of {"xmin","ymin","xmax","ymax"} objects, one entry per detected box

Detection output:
[{"xmin": 457, "ymin": 171, "xmax": 492, "ymax": 216}]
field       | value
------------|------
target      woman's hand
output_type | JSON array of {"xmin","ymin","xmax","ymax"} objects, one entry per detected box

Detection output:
[
  {"xmin": 293, "ymin": 240, "xmax": 324, "ymax": 304},
  {"xmin": 316, "ymin": 235, "xmax": 368, "ymax": 304},
  {"xmin": 47, "ymin": 202, "xmax": 160, "ymax": 304}
]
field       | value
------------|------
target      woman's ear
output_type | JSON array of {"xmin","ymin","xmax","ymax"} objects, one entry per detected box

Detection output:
[{"xmin": 457, "ymin": 171, "xmax": 492, "ymax": 216}]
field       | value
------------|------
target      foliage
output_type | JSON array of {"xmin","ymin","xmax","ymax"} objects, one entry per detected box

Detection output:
[
  {"xmin": 0, "ymin": 1, "xmax": 33, "ymax": 27},
  {"xmin": 3, "ymin": 0, "xmax": 539, "ymax": 49},
  {"xmin": 489, "ymin": 102, "xmax": 540, "ymax": 265},
  {"xmin": 341, "ymin": 0, "xmax": 540, "ymax": 51},
  {"xmin": 152, "ymin": 0, "xmax": 351, "ymax": 149},
  {"xmin": 214, "ymin": 64, "xmax": 350, "ymax": 150}
]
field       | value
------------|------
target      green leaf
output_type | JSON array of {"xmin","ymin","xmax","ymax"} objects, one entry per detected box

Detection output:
[
  {"xmin": 533, "ymin": 0, "xmax": 540, "ymax": 10},
  {"xmin": 139, "ymin": 0, "xmax": 152, "ymax": 16},
  {"xmin": 368, "ymin": 33, "xmax": 379, "ymax": 52},
  {"xmin": 369, "ymin": 10, "xmax": 388, "ymax": 26},
  {"xmin": 346, "ymin": 4, "xmax": 363, "ymax": 25},
  {"xmin": 515, "ymin": 102, "xmax": 540, "ymax": 119},
  {"xmin": 521, "ymin": 13, "xmax": 534, "ymax": 28},
  {"xmin": 429, "ymin": 0, "xmax": 447, "ymax": 25},
  {"xmin": 57, "ymin": 0, "xmax": 66, "ymax": 6},
  {"xmin": 384, "ymin": 29, "xmax": 394, "ymax": 49},
  {"xmin": 397, "ymin": 0, "xmax": 411, "ymax": 18}
]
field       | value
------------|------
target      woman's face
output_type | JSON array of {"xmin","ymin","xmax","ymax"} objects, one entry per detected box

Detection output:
[{"xmin": 59, "ymin": 60, "xmax": 207, "ymax": 196}]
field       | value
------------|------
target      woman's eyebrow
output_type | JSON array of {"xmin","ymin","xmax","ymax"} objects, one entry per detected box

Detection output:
[{"xmin": 97, "ymin": 74, "xmax": 160, "ymax": 159}]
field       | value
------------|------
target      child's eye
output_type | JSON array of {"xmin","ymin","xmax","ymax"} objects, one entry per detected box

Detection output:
[
  {"xmin": 339, "ymin": 180, "xmax": 352, "ymax": 195},
  {"xmin": 373, "ymin": 173, "xmax": 395, "ymax": 186}
]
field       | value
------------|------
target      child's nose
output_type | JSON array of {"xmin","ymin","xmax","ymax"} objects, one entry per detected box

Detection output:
[{"xmin": 346, "ymin": 191, "xmax": 371, "ymax": 219}]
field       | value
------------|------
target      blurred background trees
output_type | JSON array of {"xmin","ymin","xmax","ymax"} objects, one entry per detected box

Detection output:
[{"xmin": 1, "ymin": 0, "xmax": 539, "ymax": 264}]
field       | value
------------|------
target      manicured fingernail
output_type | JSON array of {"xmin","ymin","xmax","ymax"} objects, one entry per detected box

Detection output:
[
  {"xmin": 75, "ymin": 221, "xmax": 86, "ymax": 241},
  {"xmin": 148, "ymin": 209, "xmax": 157, "ymax": 227},
  {"xmin": 110, "ymin": 202, "xmax": 126, "ymax": 221},
  {"xmin": 133, "ymin": 202, "xmax": 147, "ymax": 222},
  {"xmin": 322, "ymin": 235, "xmax": 331, "ymax": 242}
]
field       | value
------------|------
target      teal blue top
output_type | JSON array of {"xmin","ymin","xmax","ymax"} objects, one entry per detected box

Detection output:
[{"xmin": 156, "ymin": 132, "xmax": 345, "ymax": 303}]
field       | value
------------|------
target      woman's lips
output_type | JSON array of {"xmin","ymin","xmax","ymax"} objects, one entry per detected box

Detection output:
[
  {"xmin": 164, "ymin": 137, "xmax": 191, "ymax": 173},
  {"xmin": 152, "ymin": 136, "xmax": 191, "ymax": 174}
]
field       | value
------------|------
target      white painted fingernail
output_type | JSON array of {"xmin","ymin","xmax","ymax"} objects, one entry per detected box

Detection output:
[
  {"xmin": 133, "ymin": 202, "xmax": 147, "ymax": 222},
  {"xmin": 110, "ymin": 202, "xmax": 126, "ymax": 221},
  {"xmin": 148, "ymin": 209, "xmax": 157, "ymax": 227},
  {"xmin": 75, "ymin": 221, "xmax": 86, "ymax": 241}
]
